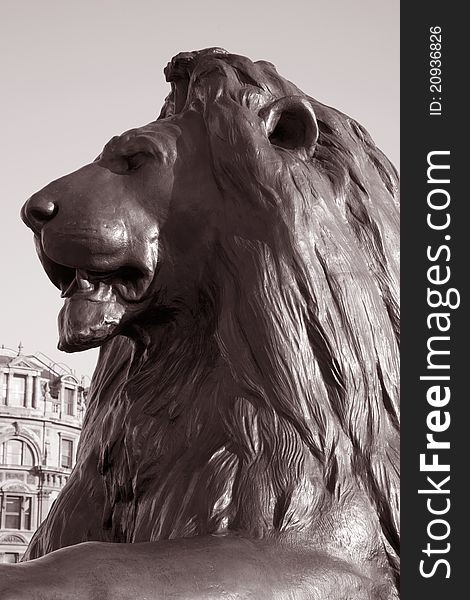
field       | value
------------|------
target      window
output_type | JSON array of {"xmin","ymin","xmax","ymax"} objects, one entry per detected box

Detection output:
[
  {"xmin": 64, "ymin": 387, "xmax": 74, "ymax": 416},
  {"xmin": 9, "ymin": 375, "xmax": 26, "ymax": 407},
  {"xmin": 5, "ymin": 497, "xmax": 21, "ymax": 529},
  {"xmin": 1, "ymin": 553, "xmax": 20, "ymax": 564},
  {"xmin": 1, "ymin": 379, "xmax": 6, "ymax": 405},
  {"xmin": 2, "ymin": 495, "xmax": 32, "ymax": 530},
  {"xmin": 61, "ymin": 439, "xmax": 73, "ymax": 469},
  {"xmin": 24, "ymin": 497, "xmax": 31, "ymax": 529},
  {"xmin": 0, "ymin": 440, "xmax": 34, "ymax": 466}
]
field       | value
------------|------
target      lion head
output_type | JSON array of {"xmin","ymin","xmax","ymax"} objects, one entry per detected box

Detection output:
[{"xmin": 22, "ymin": 48, "xmax": 399, "ymax": 585}]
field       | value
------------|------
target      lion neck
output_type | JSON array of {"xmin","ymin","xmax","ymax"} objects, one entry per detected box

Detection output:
[{"xmin": 79, "ymin": 263, "xmax": 369, "ymax": 550}]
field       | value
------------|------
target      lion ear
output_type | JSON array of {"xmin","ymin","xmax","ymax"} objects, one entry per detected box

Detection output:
[{"xmin": 260, "ymin": 96, "xmax": 319, "ymax": 160}]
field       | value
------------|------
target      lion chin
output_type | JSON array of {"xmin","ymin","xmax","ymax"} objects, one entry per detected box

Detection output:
[{"xmin": 58, "ymin": 286, "xmax": 126, "ymax": 352}]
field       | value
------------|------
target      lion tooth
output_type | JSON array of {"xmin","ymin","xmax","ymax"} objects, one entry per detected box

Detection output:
[
  {"xmin": 75, "ymin": 269, "xmax": 93, "ymax": 291},
  {"xmin": 60, "ymin": 279, "xmax": 77, "ymax": 298}
]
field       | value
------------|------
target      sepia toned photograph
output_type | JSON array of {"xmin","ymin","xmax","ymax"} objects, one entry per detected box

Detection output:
[{"xmin": 1, "ymin": 1, "xmax": 399, "ymax": 597}]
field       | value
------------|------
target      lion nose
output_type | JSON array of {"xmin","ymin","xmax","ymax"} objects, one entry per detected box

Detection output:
[{"xmin": 21, "ymin": 193, "xmax": 58, "ymax": 233}]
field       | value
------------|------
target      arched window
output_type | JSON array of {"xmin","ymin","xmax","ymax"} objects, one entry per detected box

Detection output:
[{"xmin": 0, "ymin": 440, "xmax": 34, "ymax": 466}]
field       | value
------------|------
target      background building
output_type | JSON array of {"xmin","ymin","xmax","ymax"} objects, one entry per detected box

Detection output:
[{"xmin": 0, "ymin": 345, "xmax": 87, "ymax": 563}]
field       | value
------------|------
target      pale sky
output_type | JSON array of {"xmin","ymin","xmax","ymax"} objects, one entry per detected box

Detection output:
[{"xmin": 0, "ymin": 0, "xmax": 399, "ymax": 380}]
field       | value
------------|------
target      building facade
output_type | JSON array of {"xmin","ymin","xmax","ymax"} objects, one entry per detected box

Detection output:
[{"xmin": 0, "ymin": 347, "xmax": 86, "ymax": 563}]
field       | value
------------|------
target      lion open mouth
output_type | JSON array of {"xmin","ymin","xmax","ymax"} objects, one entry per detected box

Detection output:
[
  {"xmin": 35, "ymin": 241, "xmax": 154, "ymax": 352},
  {"xmin": 58, "ymin": 266, "xmax": 148, "ymax": 302}
]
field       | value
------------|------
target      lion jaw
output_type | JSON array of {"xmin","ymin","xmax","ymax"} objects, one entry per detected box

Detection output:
[
  {"xmin": 58, "ymin": 296, "xmax": 125, "ymax": 352},
  {"xmin": 54, "ymin": 266, "xmax": 154, "ymax": 352},
  {"xmin": 56, "ymin": 271, "xmax": 126, "ymax": 352}
]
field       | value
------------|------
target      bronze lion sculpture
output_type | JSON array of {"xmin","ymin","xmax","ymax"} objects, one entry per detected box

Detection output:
[{"xmin": 3, "ymin": 48, "xmax": 399, "ymax": 599}]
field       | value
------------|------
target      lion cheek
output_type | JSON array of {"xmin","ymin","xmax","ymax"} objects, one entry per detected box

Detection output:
[{"xmin": 57, "ymin": 296, "xmax": 126, "ymax": 352}]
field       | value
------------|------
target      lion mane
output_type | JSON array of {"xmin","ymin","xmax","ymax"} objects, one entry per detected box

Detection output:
[{"xmin": 25, "ymin": 48, "xmax": 399, "ymax": 585}]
